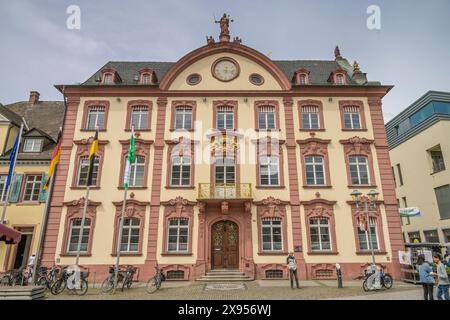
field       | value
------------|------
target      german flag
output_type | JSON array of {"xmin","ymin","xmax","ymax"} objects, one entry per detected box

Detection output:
[
  {"xmin": 43, "ymin": 129, "xmax": 62, "ymax": 190},
  {"xmin": 86, "ymin": 129, "xmax": 99, "ymax": 186}
]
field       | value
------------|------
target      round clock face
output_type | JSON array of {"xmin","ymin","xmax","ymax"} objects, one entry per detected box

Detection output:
[{"xmin": 212, "ymin": 58, "xmax": 239, "ymax": 82}]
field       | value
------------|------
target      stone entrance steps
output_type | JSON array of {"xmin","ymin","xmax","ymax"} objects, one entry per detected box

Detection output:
[{"xmin": 196, "ymin": 269, "xmax": 253, "ymax": 282}]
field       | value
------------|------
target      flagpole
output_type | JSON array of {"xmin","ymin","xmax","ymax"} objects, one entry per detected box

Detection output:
[
  {"xmin": 1, "ymin": 124, "xmax": 24, "ymax": 224},
  {"xmin": 32, "ymin": 173, "xmax": 55, "ymax": 284}
]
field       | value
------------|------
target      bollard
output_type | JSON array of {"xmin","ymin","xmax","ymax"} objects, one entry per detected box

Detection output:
[{"xmin": 336, "ymin": 263, "xmax": 343, "ymax": 288}]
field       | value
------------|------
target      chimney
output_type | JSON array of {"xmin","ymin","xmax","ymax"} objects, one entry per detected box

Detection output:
[{"xmin": 29, "ymin": 91, "xmax": 40, "ymax": 104}]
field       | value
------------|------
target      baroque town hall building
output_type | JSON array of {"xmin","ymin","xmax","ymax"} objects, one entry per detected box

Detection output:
[{"xmin": 41, "ymin": 18, "xmax": 404, "ymax": 281}]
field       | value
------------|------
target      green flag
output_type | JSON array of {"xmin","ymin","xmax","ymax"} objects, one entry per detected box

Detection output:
[{"xmin": 123, "ymin": 129, "xmax": 136, "ymax": 189}]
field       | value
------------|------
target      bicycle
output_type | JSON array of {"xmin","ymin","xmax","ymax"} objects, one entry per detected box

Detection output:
[
  {"xmin": 50, "ymin": 266, "xmax": 89, "ymax": 296},
  {"xmin": 145, "ymin": 265, "xmax": 165, "ymax": 294},
  {"xmin": 0, "ymin": 268, "xmax": 26, "ymax": 286},
  {"xmin": 36, "ymin": 265, "xmax": 60, "ymax": 289},
  {"xmin": 101, "ymin": 265, "xmax": 137, "ymax": 293},
  {"xmin": 362, "ymin": 266, "xmax": 393, "ymax": 291}
]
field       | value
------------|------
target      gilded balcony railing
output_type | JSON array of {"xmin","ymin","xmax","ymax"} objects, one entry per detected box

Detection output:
[{"xmin": 198, "ymin": 183, "xmax": 253, "ymax": 200}]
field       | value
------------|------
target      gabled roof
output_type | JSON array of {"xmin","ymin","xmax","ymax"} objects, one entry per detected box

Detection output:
[{"xmin": 0, "ymin": 104, "xmax": 24, "ymax": 126}]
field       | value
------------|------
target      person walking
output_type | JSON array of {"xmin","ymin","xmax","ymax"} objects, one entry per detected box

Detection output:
[
  {"xmin": 286, "ymin": 252, "xmax": 299, "ymax": 289},
  {"xmin": 431, "ymin": 253, "xmax": 449, "ymax": 300},
  {"xmin": 417, "ymin": 254, "xmax": 434, "ymax": 300}
]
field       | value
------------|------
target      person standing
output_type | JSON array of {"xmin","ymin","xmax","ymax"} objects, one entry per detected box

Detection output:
[
  {"xmin": 286, "ymin": 252, "xmax": 299, "ymax": 289},
  {"xmin": 417, "ymin": 254, "xmax": 434, "ymax": 300},
  {"xmin": 27, "ymin": 254, "xmax": 36, "ymax": 284},
  {"xmin": 431, "ymin": 253, "xmax": 449, "ymax": 300}
]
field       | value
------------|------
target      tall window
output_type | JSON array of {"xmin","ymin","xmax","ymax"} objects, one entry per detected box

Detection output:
[
  {"xmin": 336, "ymin": 74, "xmax": 344, "ymax": 85},
  {"xmin": 258, "ymin": 106, "xmax": 276, "ymax": 130},
  {"xmin": 23, "ymin": 138, "xmax": 43, "ymax": 153},
  {"xmin": 305, "ymin": 156, "xmax": 325, "ymax": 185},
  {"xmin": 357, "ymin": 217, "xmax": 379, "ymax": 250},
  {"xmin": 142, "ymin": 74, "xmax": 151, "ymax": 85},
  {"xmin": 261, "ymin": 218, "xmax": 283, "ymax": 251},
  {"xmin": 430, "ymin": 149, "xmax": 446, "ymax": 173},
  {"xmin": 171, "ymin": 156, "xmax": 191, "ymax": 186},
  {"xmin": 299, "ymin": 74, "xmax": 307, "ymax": 85},
  {"xmin": 86, "ymin": 106, "xmax": 105, "ymax": 130},
  {"xmin": 302, "ymin": 105, "xmax": 320, "ymax": 130},
  {"xmin": 130, "ymin": 106, "xmax": 149, "ymax": 130},
  {"xmin": 423, "ymin": 230, "xmax": 440, "ymax": 243},
  {"xmin": 167, "ymin": 218, "xmax": 188, "ymax": 252},
  {"xmin": 259, "ymin": 155, "xmax": 279, "ymax": 186},
  {"xmin": 435, "ymin": 185, "xmax": 450, "ymax": 219},
  {"xmin": 120, "ymin": 217, "xmax": 140, "ymax": 252},
  {"xmin": 215, "ymin": 157, "xmax": 235, "ymax": 184},
  {"xmin": 23, "ymin": 175, "xmax": 42, "ymax": 201},
  {"xmin": 0, "ymin": 175, "xmax": 7, "ymax": 202},
  {"xmin": 175, "ymin": 106, "xmax": 193, "ymax": 130},
  {"xmin": 343, "ymin": 106, "xmax": 361, "ymax": 129},
  {"xmin": 104, "ymin": 74, "xmax": 113, "ymax": 84},
  {"xmin": 67, "ymin": 218, "xmax": 91, "ymax": 252},
  {"xmin": 396, "ymin": 164, "xmax": 404, "ymax": 186},
  {"xmin": 310, "ymin": 218, "xmax": 331, "ymax": 251},
  {"xmin": 349, "ymin": 156, "xmax": 370, "ymax": 185},
  {"xmin": 77, "ymin": 156, "xmax": 99, "ymax": 186},
  {"xmin": 126, "ymin": 156, "xmax": 145, "ymax": 187},
  {"xmin": 216, "ymin": 106, "xmax": 234, "ymax": 130}
]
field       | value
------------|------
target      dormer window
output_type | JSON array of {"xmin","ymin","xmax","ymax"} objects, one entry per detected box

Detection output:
[
  {"xmin": 336, "ymin": 74, "xmax": 344, "ymax": 85},
  {"xmin": 23, "ymin": 138, "xmax": 43, "ymax": 153},
  {"xmin": 103, "ymin": 74, "xmax": 113, "ymax": 84},
  {"xmin": 100, "ymin": 68, "xmax": 120, "ymax": 85},
  {"xmin": 142, "ymin": 74, "xmax": 151, "ymax": 85},
  {"xmin": 139, "ymin": 68, "xmax": 156, "ymax": 85},
  {"xmin": 294, "ymin": 69, "xmax": 310, "ymax": 85},
  {"xmin": 299, "ymin": 74, "xmax": 307, "ymax": 85},
  {"xmin": 328, "ymin": 69, "xmax": 347, "ymax": 85}
]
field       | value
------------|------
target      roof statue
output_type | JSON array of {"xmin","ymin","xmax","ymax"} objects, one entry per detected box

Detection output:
[
  {"xmin": 215, "ymin": 13, "xmax": 234, "ymax": 42},
  {"xmin": 334, "ymin": 46, "xmax": 342, "ymax": 59}
]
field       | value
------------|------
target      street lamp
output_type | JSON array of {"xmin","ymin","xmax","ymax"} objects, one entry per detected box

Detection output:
[{"xmin": 350, "ymin": 189, "xmax": 379, "ymax": 266}]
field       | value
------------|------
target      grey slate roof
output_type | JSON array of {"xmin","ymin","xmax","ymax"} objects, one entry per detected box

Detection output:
[
  {"xmin": 0, "ymin": 100, "xmax": 65, "ymax": 161},
  {"xmin": 81, "ymin": 59, "xmax": 370, "ymax": 86}
]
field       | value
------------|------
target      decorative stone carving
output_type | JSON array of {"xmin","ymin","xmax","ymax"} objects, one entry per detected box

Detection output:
[
  {"xmin": 162, "ymin": 196, "xmax": 196, "ymax": 217},
  {"xmin": 339, "ymin": 136, "xmax": 374, "ymax": 155},
  {"xmin": 221, "ymin": 201, "xmax": 229, "ymax": 215}
]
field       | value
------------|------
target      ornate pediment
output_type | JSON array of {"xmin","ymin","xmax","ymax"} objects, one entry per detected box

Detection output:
[
  {"xmin": 339, "ymin": 136, "xmax": 374, "ymax": 155},
  {"xmin": 162, "ymin": 196, "xmax": 196, "ymax": 217},
  {"xmin": 254, "ymin": 196, "xmax": 289, "ymax": 218}
]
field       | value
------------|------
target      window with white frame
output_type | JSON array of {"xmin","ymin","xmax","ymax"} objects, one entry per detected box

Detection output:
[
  {"xmin": 336, "ymin": 74, "xmax": 345, "ymax": 85},
  {"xmin": 299, "ymin": 74, "xmax": 307, "ymax": 85},
  {"xmin": 301, "ymin": 105, "xmax": 320, "ymax": 129},
  {"xmin": 357, "ymin": 217, "xmax": 379, "ymax": 250},
  {"xmin": 104, "ymin": 74, "xmax": 113, "ymax": 84},
  {"xmin": 120, "ymin": 217, "xmax": 140, "ymax": 252},
  {"xmin": 174, "ymin": 106, "xmax": 193, "ymax": 130},
  {"xmin": 216, "ymin": 105, "xmax": 234, "ymax": 130},
  {"xmin": 305, "ymin": 156, "xmax": 325, "ymax": 185},
  {"xmin": 349, "ymin": 156, "xmax": 370, "ymax": 185},
  {"xmin": 23, "ymin": 138, "xmax": 43, "ymax": 153},
  {"xmin": 23, "ymin": 175, "xmax": 42, "ymax": 201},
  {"xmin": 309, "ymin": 218, "xmax": 331, "ymax": 251},
  {"xmin": 126, "ymin": 155, "xmax": 145, "ymax": 187},
  {"xmin": 77, "ymin": 156, "xmax": 99, "ymax": 186},
  {"xmin": 343, "ymin": 106, "xmax": 361, "ymax": 129},
  {"xmin": 67, "ymin": 218, "xmax": 91, "ymax": 252},
  {"xmin": 259, "ymin": 155, "xmax": 279, "ymax": 186},
  {"xmin": 262, "ymin": 218, "xmax": 283, "ymax": 251},
  {"xmin": 167, "ymin": 218, "xmax": 188, "ymax": 252},
  {"xmin": 0, "ymin": 175, "xmax": 7, "ymax": 202},
  {"xmin": 142, "ymin": 74, "xmax": 151, "ymax": 85},
  {"xmin": 258, "ymin": 106, "xmax": 276, "ymax": 130},
  {"xmin": 215, "ymin": 157, "xmax": 235, "ymax": 184},
  {"xmin": 86, "ymin": 106, "xmax": 105, "ymax": 130},
  {"xmin": 130, "ymin": 106, "xmax": 149, "ymax": 130},
  {"xmin": 171, "ymin": 156, "xmax": 191, "ymax": 186}
]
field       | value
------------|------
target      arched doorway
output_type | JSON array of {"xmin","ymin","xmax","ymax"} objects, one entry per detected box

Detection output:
[{"xmin": 211, "ymin": 220, "xmax": 239, "ymax": 269}]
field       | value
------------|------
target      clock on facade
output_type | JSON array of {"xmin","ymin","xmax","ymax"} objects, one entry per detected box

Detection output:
[{"xmin": 212, "ymin": 57, "xmax": 240, "ymax": 82}]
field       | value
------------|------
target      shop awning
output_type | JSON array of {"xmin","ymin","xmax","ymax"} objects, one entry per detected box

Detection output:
[{"xmin": 0, "ymin": 224, "xmax": 21, "ymax": 244}]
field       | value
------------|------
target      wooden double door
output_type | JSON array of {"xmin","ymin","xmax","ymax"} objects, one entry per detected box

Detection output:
[{"xmin": 211, "ymin": 221, "xmax": 239, "ymax": 269}]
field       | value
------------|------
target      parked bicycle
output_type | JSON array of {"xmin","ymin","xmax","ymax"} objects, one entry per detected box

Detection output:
[
  {"xmin": 0, "ymin": 268, "xmax": 28, "ymax": 286},
  {"xmin": 50, "ymin": 266, "xmax": 89, "ymax": 296},
  {"xmin": 362, "ymin": 265, "xmax": 393, "ymax": 291},
  {"xmin": 145, "ymin": 265, "xmax": 165, "ymax": 294},
  {"xmin": 36, "ymin": 265, "xmax": 60, "ymax": 289},
  {"xmin": 101, "ymin": 265, "xmax": 137, "ymax": 293}
]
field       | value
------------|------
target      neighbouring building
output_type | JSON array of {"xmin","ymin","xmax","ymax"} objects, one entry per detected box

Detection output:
[
  {"xmin": 40, "ymin": 19, "xmax": 404, "ymax": 281},
  {"xmin": 386, "ymin": 91, "xmax": 450, "ymax": 246},
  {"xmin": 0, "ymin": 91, "xmax": 64, "ymax": 272}
]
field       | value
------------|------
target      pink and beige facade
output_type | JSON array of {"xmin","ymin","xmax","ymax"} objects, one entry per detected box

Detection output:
[{"xmin": 41, "ymin": 28, "xmax": 404, "ymax": 281}]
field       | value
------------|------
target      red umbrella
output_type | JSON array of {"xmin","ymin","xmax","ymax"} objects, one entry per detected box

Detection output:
[{"xmin": 0, "ymin": 224, "xmax": 21, "ymax": 244}]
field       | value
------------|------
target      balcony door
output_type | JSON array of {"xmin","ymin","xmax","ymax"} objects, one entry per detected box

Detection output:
[
  {"xmin": 214, "ymin": 157, "xmax": 236, "ymax": 198},
  {"xmin": 211, "ymin": 220, "xmax": 239, "ymax": 269}
]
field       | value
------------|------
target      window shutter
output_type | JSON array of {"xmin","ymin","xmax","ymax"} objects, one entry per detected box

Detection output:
[
  {"xmin": 38, "ymin": 173, "xmax": 48, "ymax": 203},
  {"xmin": 8, "ymin": 173, "xmax": 24, "ymax": 203}
]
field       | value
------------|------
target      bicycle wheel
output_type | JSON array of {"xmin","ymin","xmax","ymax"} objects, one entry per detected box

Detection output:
[
  {"xmin": 74, "ymin": 279, "xmax": 89, "ymax": 296},
  {"xmin": 146, "ymin": 277, "xmax": 158, "ymax": 294},
  {"xmin": 101, "ymin": 277, "xmax": 114, "ymax": 293},
  {"xmin": 383, "ymin": 274, "xmax": 393, "ymax": 289},
  {"xmin": 37, "ymin": 276, "xmax": 48, "ymax": 288},
  {"xmin": 0, "ymin": 275, "xmax": 11, "ymax": 286},
  {"xmin": 51, "ymin": 279, "xmax": 66, "ymax": 295},
  {"xmin": 362, "ymin": 279, "xmax": 369, "ymax": 292}
]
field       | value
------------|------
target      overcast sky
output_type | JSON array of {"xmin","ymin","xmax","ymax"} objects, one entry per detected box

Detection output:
[{"xmin": 1, "ymin": 0, "xmax": 449, "ymax": 122}]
